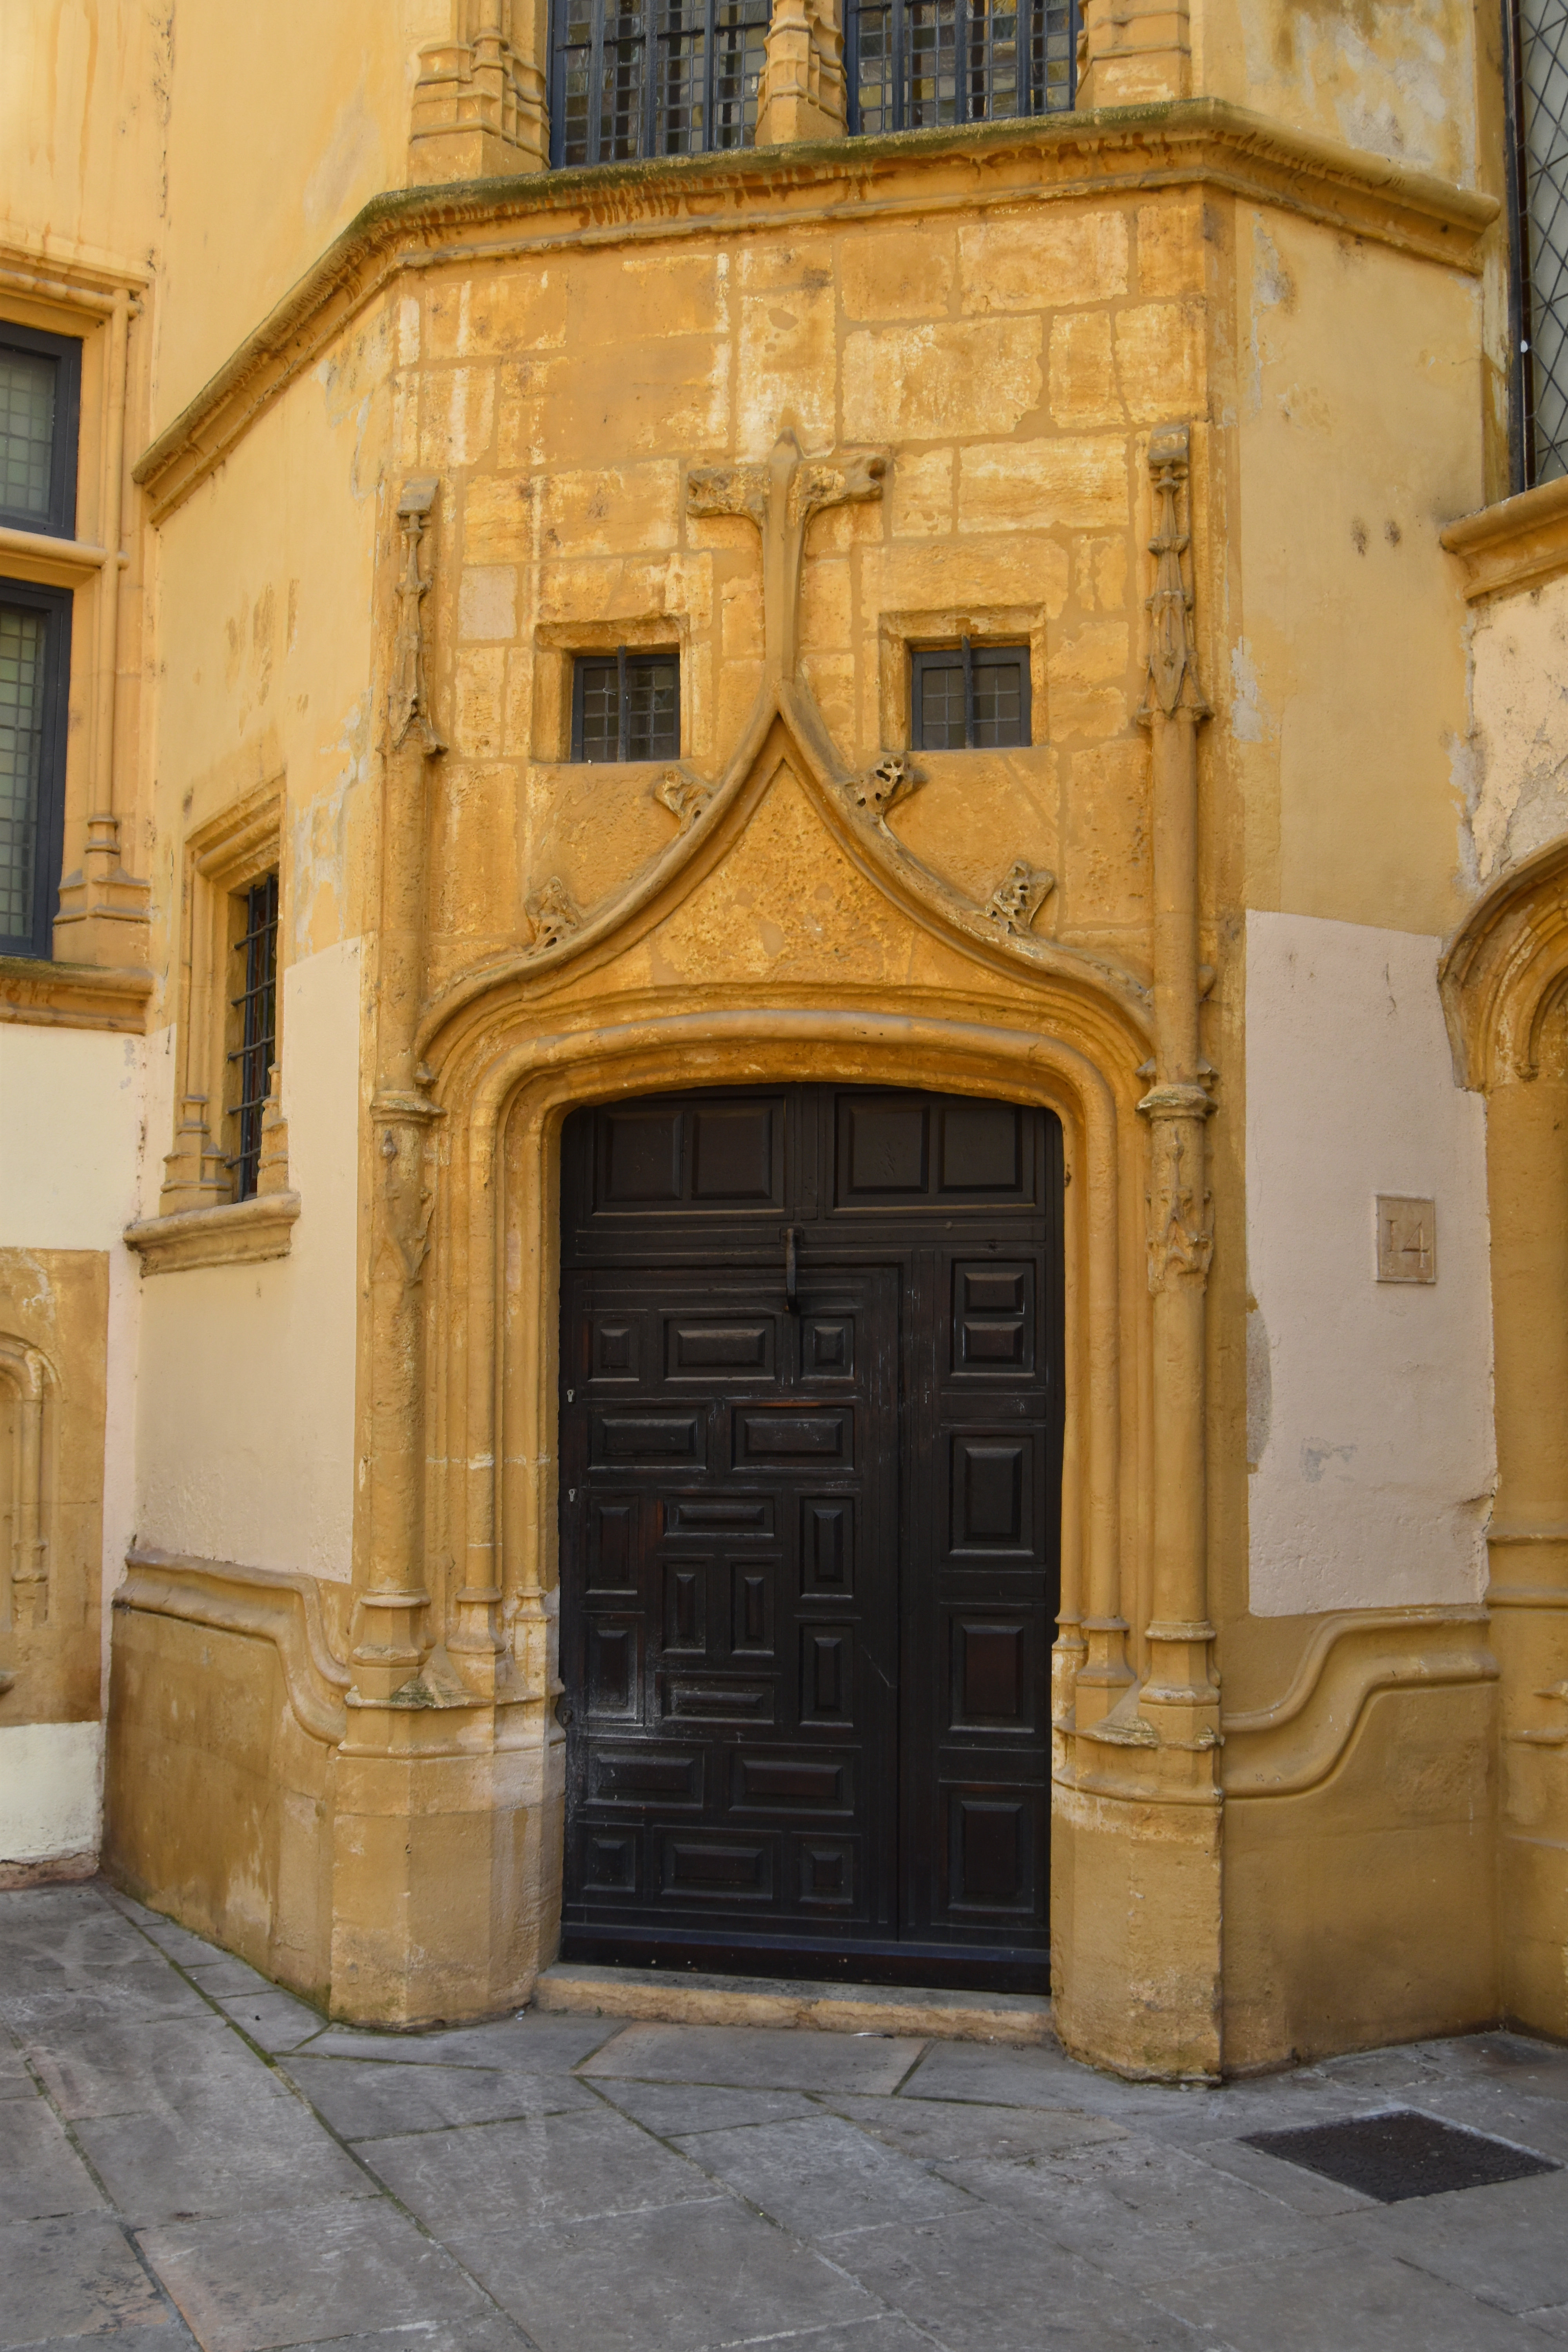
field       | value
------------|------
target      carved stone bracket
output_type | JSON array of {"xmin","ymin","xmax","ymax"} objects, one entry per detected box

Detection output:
[
  {"xmin": 389, "ymin": 478, "xmax": 444, "ymax": 755},
  {"xmin": 984, "ymin": 862, "xmax": 1056, "ymax": 938},
  {"xmin": 524, "ymin": 877, "xmax": 583, "ymax": 953}
]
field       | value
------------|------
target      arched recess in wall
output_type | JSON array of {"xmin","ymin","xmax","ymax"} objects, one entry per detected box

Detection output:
[{"xmin": 0, "ymin": 1337, "xmax": 58, "ymax": 1648}]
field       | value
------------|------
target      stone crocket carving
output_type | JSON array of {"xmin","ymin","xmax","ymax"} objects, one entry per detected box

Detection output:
[
  {"xmin": 524, "ymin": 876, "xmax": 583, "ymax": 952},
  {"xmin": 687, "ymin": 430, "xmax": 888, "ymax": 688},
  {"xmin": 984, "ymin": 861, "xmax": 1056, "ymax": 936}
]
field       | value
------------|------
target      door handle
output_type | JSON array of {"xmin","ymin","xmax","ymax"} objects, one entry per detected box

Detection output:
[{"xmin": 783, "ymin": 1225, "xmax": 800, "ymax": 1312}]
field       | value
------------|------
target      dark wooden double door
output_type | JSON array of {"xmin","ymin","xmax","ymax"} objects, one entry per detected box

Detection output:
[{"xmin": 557, "ymin": 1084, "xmax": 1063, "ymax": 1988}]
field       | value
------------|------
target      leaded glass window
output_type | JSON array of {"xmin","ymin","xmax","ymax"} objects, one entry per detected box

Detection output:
[
  {"xmin": 572, "ymin": 649, "xmax": 681, "ymax": 760},
  {"xmin": 911, "ymin": 641, "xmax": 1031, "ymax": 749},
  {"xmin": 850, "ymin": 0, "xmax": 1075, "ymax": 135},
  {"xmin": 227, "ymin": 873, "xmax": 280, "ymax": 1201},
  {"xmin": 0, "ymin": 584, "xmax": 71, "ymax": 959},
  {"xmin": 1513, "ymin": 0, "xmax": 1568, "ymax": 483},
  {"xmin": 550, "ymin": 0, "xmax": 769, "ymax": 167},
  {"xmin": 0, "ymin": 326, "xmax": 81, "ymax": 540}
]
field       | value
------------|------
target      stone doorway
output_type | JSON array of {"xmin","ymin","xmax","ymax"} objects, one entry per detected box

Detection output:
[{"xmin": 556, "ymin": 1082, "xmax": 1064, "ymax": 1990}]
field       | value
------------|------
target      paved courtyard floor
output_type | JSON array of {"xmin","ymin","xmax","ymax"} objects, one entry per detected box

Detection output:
[{"xmin": 7, "ymin": 1882, "xmax": 1568, "ymax": 2352}]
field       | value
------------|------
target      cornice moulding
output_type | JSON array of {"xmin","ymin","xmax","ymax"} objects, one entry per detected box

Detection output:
[
  {"xmin": 1441, "ymin": 473, "xmax": 1568, "ymax": 602},
  {"xmin": 123, "ymin": 1190, "xmax": 301, "ymax": 1274},
  {"xmin": 0, "ymin": 956, "xmax": 152, "ymax": 1034},
  {"xmin": 135, "ymin": 98, "xmax": 1498, "ymax": 523}
]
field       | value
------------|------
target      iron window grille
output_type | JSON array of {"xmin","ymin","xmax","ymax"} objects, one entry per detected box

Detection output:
[
  {"xmin": 572, "ymin": 648, "xmax": 681, "ymax": 760},
  {"xmin": 550, "ymin": 0, "xmax": 769, "ymax": 167},
  {"xmin": 0, "ymin": 324, "xmax": 81, "ymax": 540},
  {"xmin": 911, "ymin": 640, "xmax": 1031, "ymax": 750},
  {"xmin": 849, "ymin": 0, "xmax": 1076, "ymax": 135},
  {"xmin": 0, "ymin": 582, "xmax": 71, "ymax": 960},
  {"xmin": 1509, "ymin": 0, "xmax": 1568, "ymax": 485},
  {"xmin": 227, "ymin": 871, "xmax": 279, "ymax": 1202}
]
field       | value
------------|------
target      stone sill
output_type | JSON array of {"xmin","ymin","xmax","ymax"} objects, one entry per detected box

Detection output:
[
  {"xmin": 1441, "ymin": 473, "xmax": 1568, "ymax": 603},
  {"xmin": 534, "ymin": 1961, "xmax": 1053, "ymax": 2043},
  {"xmin": 0, "ymin": 954, "xmax": 152, "ymax": 1034},
  {"xmin": 123, "ymin": 1191, "xmax": 301, "ymax": 1274}
]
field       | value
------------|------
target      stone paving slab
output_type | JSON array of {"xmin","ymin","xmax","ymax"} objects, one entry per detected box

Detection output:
[
  {"xmin": 579, "ymin": 2018, "xmax": 927, "ymax": 2093},
  {"xmin": 9, "ymin": 1882, "xmax": 1568, "ymax": 2351},
  {"xmin": 0, "ymin": 2098, "xmax": 106, "ymax": 2222},
  {"xmin": 280, "ymin": 2052, "xmax": 598, "ymax": 2137},
  {"xmin": 0, "ymin": 2212, "xmax": 191, "ymax": 2347},
  {"xmin": 448, "ymin": 2195, "xmax": 886, "ymax": 2352},
  {"xmin": 360, "ymin": 2102, "xmax": 722, "ymax": 2233},
  {"xmin": 138, "ymin": 2201, "xmax": 515, "ymax": 2352}
]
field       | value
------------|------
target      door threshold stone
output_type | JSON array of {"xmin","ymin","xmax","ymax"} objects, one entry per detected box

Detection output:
[{"xmin": 532, "ymin": 1961, "xmax": 1054, "ymax": 2043}]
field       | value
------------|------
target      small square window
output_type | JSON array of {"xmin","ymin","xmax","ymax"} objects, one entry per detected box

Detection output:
[
  {"xmin": 0, "ymin": 582, "xmax": 72, "ymax": 959},
  {"xmin": 572, "ymin": 648, "xmax": 679, "ymax": 762},
  {"xmin": 226, "ymin": 872, "xmax": 279, "ymax": 1201},
  {"xmin": 912, "ymin": 640, "xmax": 1031, "ymax": 751},
  {"xmin": 0, "ymin": 325, "xmax": 82, "ymax": 541}
]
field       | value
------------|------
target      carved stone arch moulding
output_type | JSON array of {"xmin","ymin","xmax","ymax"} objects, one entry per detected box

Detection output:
[
  {"xmin": 1441, "ymin": 835, "xmax": 1568, "ymax": 1091},
  {"xmin": 0, "ymin": 1335, "xmax": 58, "ymax": 1640},
  {"xmin": 409, "ymin": 985, "xmax": 1161, "ymax": 1788}
]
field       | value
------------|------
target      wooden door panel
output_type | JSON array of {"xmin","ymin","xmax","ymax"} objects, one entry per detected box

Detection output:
[
  {"xmin": 559, "ymin": 1087, "xmax": 1060, "ymax": 1978},
  {"xmin": 561, "ymin": 1252, "xmax": 896, "ymax": 1945}
]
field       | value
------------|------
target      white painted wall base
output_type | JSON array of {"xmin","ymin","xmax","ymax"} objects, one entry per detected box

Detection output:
[
  {"xmin": 0, "ymin": 1720, "xmax": 104, "ymax": 1861},
  {"xmin": 1245, "ymin": 911, "xmax": 1495, "ymax": 1615}
]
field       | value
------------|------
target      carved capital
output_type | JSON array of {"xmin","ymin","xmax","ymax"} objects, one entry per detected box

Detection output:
[{"xmin": 389, "ymin": 477, "xmax": 445, "ymax": 755}]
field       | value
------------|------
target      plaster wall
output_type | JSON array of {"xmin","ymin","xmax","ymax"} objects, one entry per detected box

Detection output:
[
  {"xmin": 1466, "ymin": 572, "xmax": 1568, "ymax": 889},
  {"xmin": 1245, "ymin": 909, "xmax": 1494, "ymax": 1614},
  {"xmin": 1198, "ymin": 0, "xmax": 1481, "ymax": 187},
  {"xmin": 1231, "ymin": 205, "xmax": 1483, "ymax": 936},
  {"xmin": 0, "ymin": 1720, "xmax": 103, "ymax": 1864},
  {"xmin": 0, "ymin": 1025, "xmax": 143, "ymax": 1858},
  {"xmin": 134, "ymin": 939, "xmax": 363, "ymax": 1581}
]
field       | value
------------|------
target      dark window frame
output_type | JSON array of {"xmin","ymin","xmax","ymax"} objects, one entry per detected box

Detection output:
[
  {"xmin": 0, "ymin": 321, "xmax": 82, "ymax": 540},
  {"xmin": 1507, "ymin": 0, "xmax": 1568, "ymax": 488},
  {"xmin": 548, "ymin": 0, "xmax": 770, "ymax": 169},
  {"xmin": 910, "ymin": 637, "xmax": 1032, "ymax": 751},
  {"xmin": 847, "ymin": 0, "xmax": 1077, "ymax": 137},
  {"xmin": 226, "ymin": 869, "xmax": 279, "ymax": 1203},
  {"xmin": 570, "ymin": 645, "xmax": 682, "ymax": 762},
  {"xmin": 0, "ymin": 578, "xmax": 72, "ymax": 961}
]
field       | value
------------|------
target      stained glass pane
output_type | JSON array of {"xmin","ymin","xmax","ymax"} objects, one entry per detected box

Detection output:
[
  {"xmin": 554, "ymin": 0, "xmax": 769, "ymax": 163},
  {"xmin": 850, "ymin": 0, "xmax": 1075, "ymax": 132}
]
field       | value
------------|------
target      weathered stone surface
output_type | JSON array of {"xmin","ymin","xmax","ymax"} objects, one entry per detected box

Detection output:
[{"xmin": 579, "ymin": 2020, "xmax": 927, "ymax": 2094}]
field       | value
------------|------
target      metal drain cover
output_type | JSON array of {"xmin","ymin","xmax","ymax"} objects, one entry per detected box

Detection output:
[{"xmin": 1243, "ymin": 2109, "xmax": 1559, "ymax": 2203}]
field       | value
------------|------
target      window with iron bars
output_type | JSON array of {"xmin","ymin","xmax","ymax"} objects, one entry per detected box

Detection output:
[
  {"xmin": 572, "ymin": 648, "xmax": 681, "ymax": 760},
  {"xmin": 1509, "ymin": 0, "xmax": 1568, "ymax": 485},
  {"xmin": 227, "ymin": 872, "xmax": 279, "ymax": 1202},
  {"xmin": 849, "ymin": 0, "xmax": 1076, "ymax": 134},
  {"xmin": 550, "ymin": 0, "xmax": 769, "ymax": 167},
  {"xmin": 911, "ymin": 640, "xmax": 1032, "ymax": 750}
]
